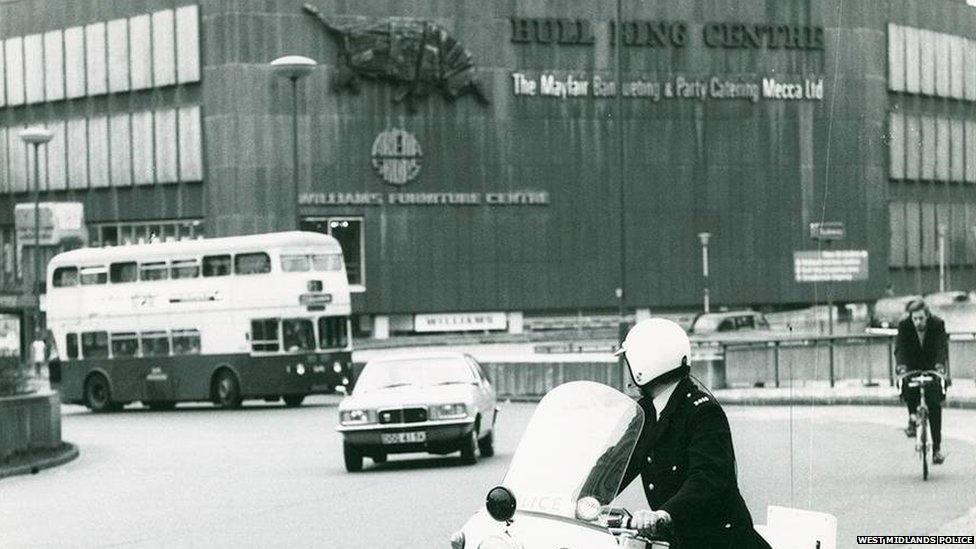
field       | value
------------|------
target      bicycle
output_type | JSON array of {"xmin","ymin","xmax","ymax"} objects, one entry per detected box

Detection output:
[{"xmin": 897, "ymin": 370, "xmax": 947, "ymax": 481}]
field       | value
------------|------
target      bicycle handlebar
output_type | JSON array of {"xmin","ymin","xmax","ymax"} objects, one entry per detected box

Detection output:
[{"xmin": 897, "ymin": 370, "xmax": 948, "ymax": 389}]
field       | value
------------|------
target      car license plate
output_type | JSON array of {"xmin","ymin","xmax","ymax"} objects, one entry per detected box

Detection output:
[{"xmin": 381, "ymin": 431, "xmax": 426, "ymax": 444}]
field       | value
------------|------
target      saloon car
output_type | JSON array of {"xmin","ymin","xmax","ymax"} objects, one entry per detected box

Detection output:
[{"xmin": 336, "ymin": 352, "xmax": 497, "ymax": 472}]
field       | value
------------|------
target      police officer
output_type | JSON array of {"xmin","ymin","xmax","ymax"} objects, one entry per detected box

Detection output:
[{"xmin": 615, "ymin": 318, "xmax": 770, "ymax": 548}]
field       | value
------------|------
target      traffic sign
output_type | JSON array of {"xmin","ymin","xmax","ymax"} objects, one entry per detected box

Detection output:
[
  {"xmin": 809, "ymin": 221, "xmax": 845, "ymax": 241},
  {"xmin": 794, "ymin": 250, "xmax": 868, "ymax": 282}
]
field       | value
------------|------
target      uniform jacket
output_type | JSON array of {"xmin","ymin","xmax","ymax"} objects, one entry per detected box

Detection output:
[
  {"xmin": 620, "ymin": 376, "xmax": 769, "ymax": 549},
  {"xmin": 894, "ymin": 315, "xmax": 948, "ymax": 372}
]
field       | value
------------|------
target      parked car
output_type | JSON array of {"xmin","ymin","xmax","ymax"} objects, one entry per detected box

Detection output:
[
  {"xmin": 336, "ymin": 352, "xmax": 497, "ymax": 472},
  {"xmin": 688, "ymin": 310, "xmax": 771, "ymax": 336},
  {"xmin": 869, "ymin": 294, "xmax": 921, "ymax": 329}
]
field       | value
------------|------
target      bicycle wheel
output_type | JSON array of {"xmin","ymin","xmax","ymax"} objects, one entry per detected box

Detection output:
[{"xmin": 919, "ymin": 411, "xmax": 929, "ymax": 481}]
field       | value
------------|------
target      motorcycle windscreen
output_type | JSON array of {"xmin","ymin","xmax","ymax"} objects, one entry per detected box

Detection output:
[{"xmin": 501, "ymin": 381, "xmax": 644, "ymax": 520}]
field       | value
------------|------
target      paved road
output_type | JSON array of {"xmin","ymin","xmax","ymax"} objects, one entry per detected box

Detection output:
[{"xmin": 1, "ymin": 400, "xmax": 974, "ymax": 548}]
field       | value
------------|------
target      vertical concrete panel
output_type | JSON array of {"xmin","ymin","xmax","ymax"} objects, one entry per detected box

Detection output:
[
  {"xmin": 67, "ymin": 118, "xmax": 89, "ymax": 189},
  {"xmin": 154, "ymin": 109, "xmax": 178, "ymax": 183},
  {"xmin": 129, "ymin": 15, "xmax": 152, "ymax": 91},
  {"xmin": 85, "ymin": 23, "xmax": 107, "ymax": 96},
  {"xmin": 906, "ymin": 201, "xmax": 921, "ymax": 267},
  {"xmin": 951, "ymin": 36, "xmax": 964, "ymax": 100},
  {"xmin": 906, "ymin": 114, "xmax": 921, "ymax": 180},
  {"xmin": 937, "ymin": 117, "xmax": 950, "ymax": 182},
  {"xmin": 0, "ymin": 41, "xmax": 5, "ymax": 107},
  {"xmin": 952, "ymin": 119, "xmax": 964, "ymax": 182},
  {"xmin": 5, "ymin": 37, "xmax": 24, "ymax": 106},
  {"xmin": 952, "ymin": 202, "xmax": 966, "ymax": 264},
  {"xmin": 46, "ymin": 121, "xmax": 66, "ymax": 191},
  {"xmin": 23, "ymin": 34, "xmax": 44, "ymax": 104},
  {"xmin": 921, "ymin": 202, "xmax": 937, "ymax": 266},
  {"xmin": 922, "ymin": 115, "xmax": 936, "ymax": 180},
  {"xmin": 89, "ymin": 116, "xmax": 109, "ymax": 188},
  {"xmin": 131, "ymin": 110, "xmax": 154, "ymax": 185},
  {"xmin": 178, "ymin": 106, "xmax": 203, "ymax": 181},
  {"xmin": 936, "ymin": 32, "xmax": 950, "ymax": 98},
  {"xmin": 904, "ymin": 27, "xmax": 920, "ymax": 94},
  {"xmin": 0, "ymin": 129, "xmax": 6, "ymax": 193},
  {"xmin": 967, "ymin": 121, "xmax": 976, "ymax": 183},
  {"xmin": 151, "ymin": 9, "xmax": 176, "ymax": 87},
  {"xmin": 888, "ymin": 24, "xmax": 904, "ymax": 92},
  {"xmin": 109, "ymin": 113, "xmax": 132, "ymax": 186},
  {"xmin": 889, "ymin": 201, "xmax": 905, "ymax": 267},
  {"xmin": 920, "ymin": 29, "xmax": 935, "ymax": 95},
  {"xmin": 889, "ymin": 111, "xmax": 904, "ymax": 180},
  {"xmin": 64, "ymin": 27, "xmax": 86, "ymax": 99},
  {"xmin": 8, "ymin": 127, "xmax": 27, "ymax": 192},
  {"xmin": 967, "ymin": 40, "xmax": 976, "ymax": 101},
  {"xmin": 176, "ymin": 5, "xmax": 200, "ymax": 84},
  {"xmin": 43, "ymin": 31, "xmax": 64, "ymax": 101},
  {"xmin": 107, "ymin": 19, "xmax": 129, "ymax": 94}
]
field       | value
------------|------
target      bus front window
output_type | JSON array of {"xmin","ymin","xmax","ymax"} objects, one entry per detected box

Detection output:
[
  {"xmin": 318, "ymin": 316, "xmax": 349, "ymax": 350},
  {"xmin": 282, "ymin": 319, "xmax": 315, "ymax": 352},
  {"xmin": 281, "ymin": 255, "xmax": 311, "ymax": 272},
  {"xmin": 311, "ymin": 253, "xmax": 343, "ymax": 271}
]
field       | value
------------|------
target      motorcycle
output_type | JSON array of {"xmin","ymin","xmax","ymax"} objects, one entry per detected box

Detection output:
[
  {"xmin": 450, "ymin": 380, "xmax": 838, "ymax": 549},
  {"xmin": 450, "ymin": 380, "xmax": 670, "ymax": 549}
]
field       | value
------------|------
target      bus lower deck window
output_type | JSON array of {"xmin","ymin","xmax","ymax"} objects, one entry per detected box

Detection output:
[
  {"xmin": 172, "ymin": 330, "xmax": 201, "ymax": 355},
  {"xmin": 110, "ymin": 333, "xmax": 139, "ymax": 358},
  {"xmin": 81, "ymin": 332, "xmax": 109, "ymax": 359},
  {"xmin": 251, "ymin": 319, "xmax": 280, "ymax": 352},
  {"xmin": 66, "ymin": 333, "xmax": 79, "ymax": 359},
  {"xmin": 141, "ymin": 332, "xmax": 171, "ymax": 357},
  {"xmin": 318, "ymin": 316, "xmax": 349, "ymax": 349}
]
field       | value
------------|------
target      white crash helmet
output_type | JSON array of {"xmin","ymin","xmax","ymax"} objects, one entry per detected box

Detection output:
[{"xmin": 615, "ymin": 318, "xmax": 691, "ymax": 387}]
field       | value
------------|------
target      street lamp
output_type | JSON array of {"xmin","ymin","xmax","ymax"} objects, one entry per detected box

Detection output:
[
  {"xmin": 270, "ymin": 55, "xmax": 317, "ymax": 230},
  {"xmin": 697, "ymin": 232, "xmax": 712, "ymax": 313},
  {"xmin": 19, "ymin": 126, "xmax": 54, "ymax": 345},
  {"xmin": 938, "ymin": 224, "xmax": 947, "ymax": 292}
]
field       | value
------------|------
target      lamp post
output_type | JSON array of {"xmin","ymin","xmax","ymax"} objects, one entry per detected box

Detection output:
[
  {"xmin": 938, "ymin": 224, "xmax": 947, "ymax": 292},
  {"xmin": 270, "ymin": 55, "xmax": 317, "ymax": 230},
  {"xmin": 19, "ymin": 127, "xmax": 54, "ymax": 345},
  {"xmin": 697, "ymin": 232, "xmax": 711, "ymax": 313}
]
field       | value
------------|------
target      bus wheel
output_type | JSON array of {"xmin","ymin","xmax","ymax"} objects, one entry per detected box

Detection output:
[
  {"xmin": 84, "ymin": 374, "xmax": 115, "ymax": 413},
  {"xmin": 213, "ymin": 370, "xmax": 243, "ymax": 409},
  {"xmin": 283, "ymin": 395, "xmax": 306, "ymax": 407}
]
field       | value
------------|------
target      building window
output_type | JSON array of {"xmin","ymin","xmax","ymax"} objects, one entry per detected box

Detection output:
[
  {"xmin": 301, "ymin": 217, "xmax": 364, "ymax": 287},
  {"xmin": 891, "ymin": 200, "xmax": 974, "ymax": 268},
  {"xmin": 90, "ymin": 219, "xmax": 204, "ymax": 246}
]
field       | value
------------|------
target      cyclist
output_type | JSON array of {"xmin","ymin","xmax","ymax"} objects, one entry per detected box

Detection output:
[{"xmin": 895, "ymin": 299, "xmax": 948, "ymax": 464}]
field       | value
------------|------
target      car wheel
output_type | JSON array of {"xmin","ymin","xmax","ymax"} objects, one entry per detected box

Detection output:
[
  {"xmin": 460, "ymin": 430, "xmax": 478, "ymax": 465},
  {"xmin": 372, "ymin": 453, "xmax": 387, "ymax": 464},
  {"xmin": 478, "ymin": 428, "xmax": 495, "ymax": 458},
  {"xmin": 213, "ymin": 370, "xmax": 243, "ymax": 409},
  {"xmin": 84, "ymin": 374, "xmax": 115, "ymax": 413},
  {"xmin": 283, "ymin": 394, "xmax": 306, "ymax": 407},
  {"xmin": 344, "ymin": 441, "xmax": 363, "ymax": 472}
]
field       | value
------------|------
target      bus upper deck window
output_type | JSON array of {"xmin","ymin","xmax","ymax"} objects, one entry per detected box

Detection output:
[
  {"xmin": 203, "ymin": 255, "xmax": 231, "ymax": 277},
  {"xmin": 235, "ymin": 252, "xmax": 271, "ymax": 275},
  {"xmin": 281, "ymin": 254, "xmax": 311, "ymax": 272},
  {"xmin": 172, "ymin": 329, "xmax": 201, "ymax": 355},
  {"xmin": 311, "ymin": 253, "xmax": 343, "ymax": 271},
  {"xmin": 140, "ymin": 262, "xmax": 169, "ymax": 281},
  {"xmin": 80, "ymin": 266, "xmax": 108, "ymax": 285},
  {"xmin": 110, "ymin": 262, "xmax": 138, "ymax": 283},
  {"xmin": 171, "ymin": 259, "xmax": 200, "ymax": 279},
  {"xmin": 53, "ymin": 267, "xmax": 79, "ymax": 287}
]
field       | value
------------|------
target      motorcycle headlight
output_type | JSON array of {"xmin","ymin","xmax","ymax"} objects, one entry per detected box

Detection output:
[
  {"xmin": 477, "ymin": 535, "xmax": 522, "ymax": 549},
  {"xmin": 340, "ymin": 409, "xmax": 372, "ymax": 425},
  {"xmin": 432, "ymin": 403, "xmax": 468, "ymax": 419},
  {"xmin": 449, "ymin": 530, "xmax": 465, "ymax": 549}
]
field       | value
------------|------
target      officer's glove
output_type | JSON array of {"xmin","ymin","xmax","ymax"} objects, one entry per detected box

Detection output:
[
  {"xmin": 896, "ymin": 365, "xmax": 907, "ymax": 376},
  {"xmin": 935, "ymin": 363, "xmax": 946, "ymax": 374},
  {"xmin": 632, "ymin": 509, "xmax": 672, "ymax": 538}
]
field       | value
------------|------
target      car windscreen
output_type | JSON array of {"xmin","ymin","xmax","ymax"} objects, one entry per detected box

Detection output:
[
  {"xmin": 691, "ymin": 315, "xmax": 723, "ymax": 333},
  {"xmin": 354, "ymin": 357, "xmax": 476, "ymax": 394}
]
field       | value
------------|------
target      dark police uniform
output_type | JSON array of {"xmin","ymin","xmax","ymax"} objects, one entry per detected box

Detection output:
[{"xmin": 620, "ymin": 376, "xmax": 770, "ymax": 549}]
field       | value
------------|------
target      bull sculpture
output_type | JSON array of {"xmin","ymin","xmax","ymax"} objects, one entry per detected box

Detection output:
[{"xmin": 303, "ymin": 4, "xmax": 491, "ymax": 111}]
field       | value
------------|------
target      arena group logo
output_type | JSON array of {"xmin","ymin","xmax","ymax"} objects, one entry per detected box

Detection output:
[{"xmin": 371, "ymin": 129, "xmax": 422, "ymax": 186}]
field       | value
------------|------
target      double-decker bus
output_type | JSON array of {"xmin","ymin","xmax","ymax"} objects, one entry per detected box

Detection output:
[{"xmin": 44, "ymin": 231, "xmax": 353, "ymax": 411}]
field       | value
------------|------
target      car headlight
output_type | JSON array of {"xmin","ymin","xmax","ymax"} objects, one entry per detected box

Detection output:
[
  {"xmin": 333, "ymin": 361, "xmax": 343, "ymax": 373},
  {"xmin": 432, "ymin": 403, "xmax": 468, "ymax": 419},
  {"xmin": 340, "ymin": 409, "xmax": 373, "ymax": 425},
  {"xmin": 477, "ymin": 535, "xmax": 522, "ymax": 549}
]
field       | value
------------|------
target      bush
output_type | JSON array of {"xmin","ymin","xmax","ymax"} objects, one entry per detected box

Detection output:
[{"xmin": 0, "ymin": 363, "xmax": 31, "ymax": 397}]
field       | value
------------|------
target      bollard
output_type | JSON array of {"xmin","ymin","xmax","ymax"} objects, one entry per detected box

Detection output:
[
  {"xmin": 773, "ymin": 341, "xmax": 780, "ymax": 388},
  {"xmin": 828, "ymin": 338, "xmax": 835, "ymax": 388},
  {"xmin": 887, "ymin": 338, "xmax": 895, "ymax": 387}
]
